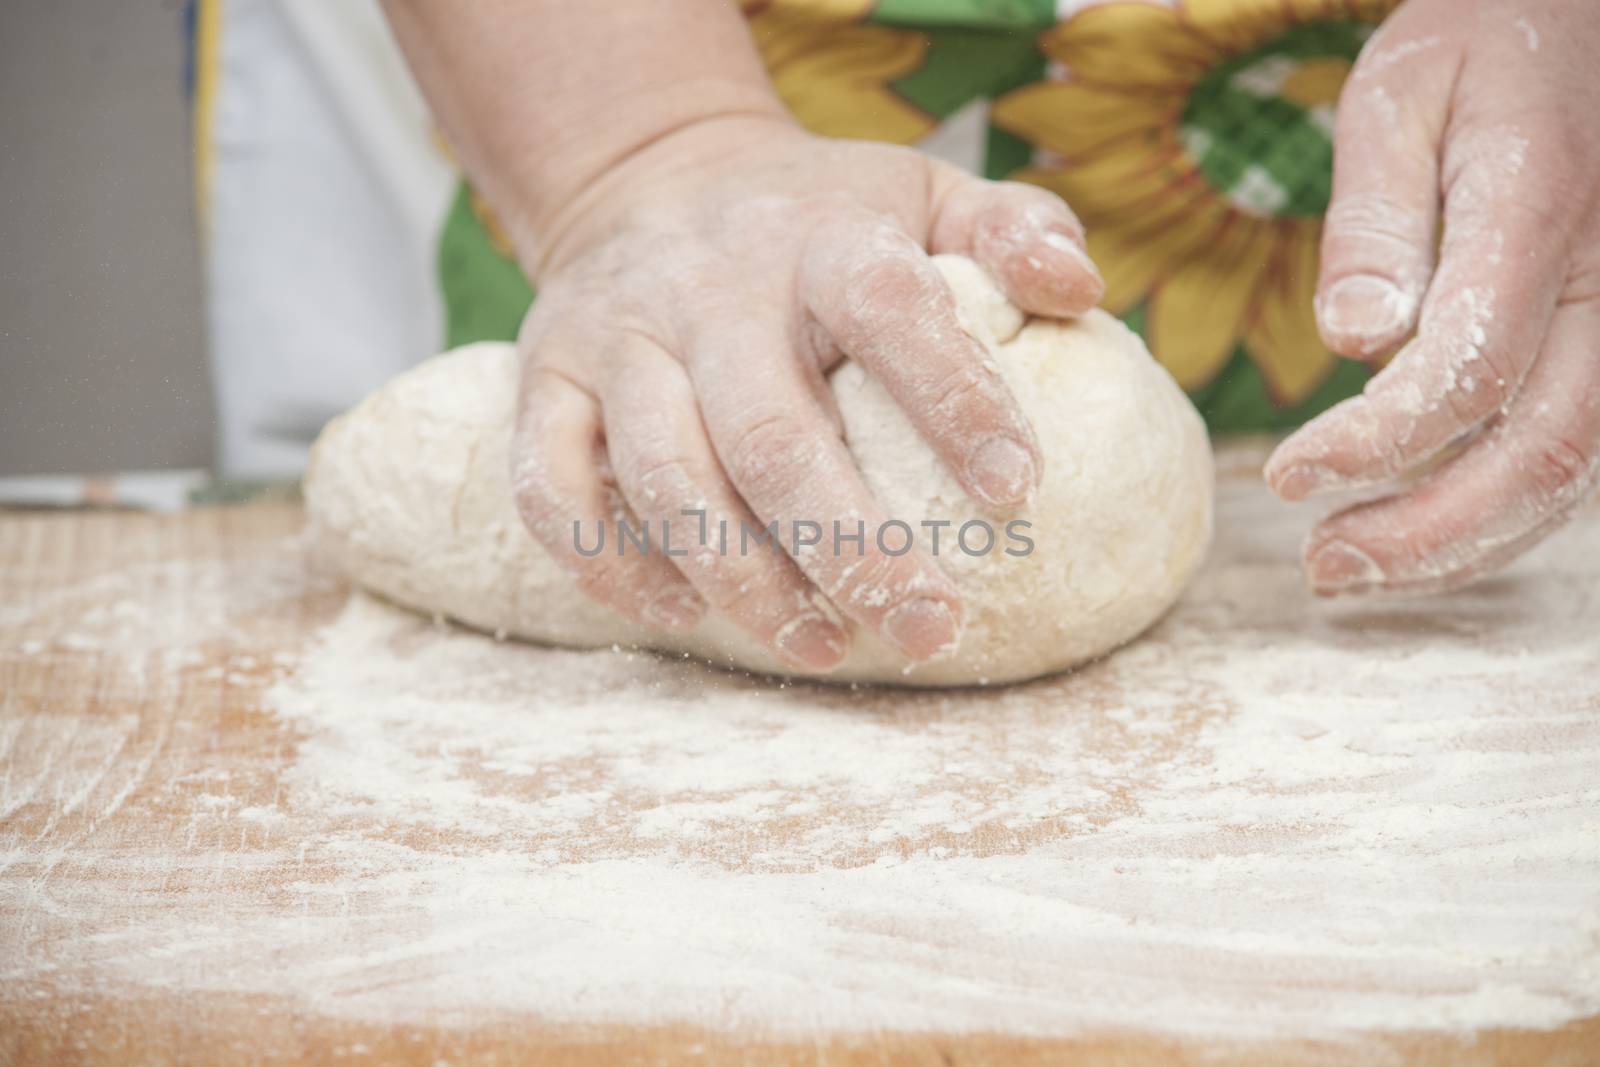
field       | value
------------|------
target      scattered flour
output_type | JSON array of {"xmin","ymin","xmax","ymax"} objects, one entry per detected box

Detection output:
[
  {"xmin": 5, "ymin": 475, "xmax": 1596, "ymax": 1041},
  {"xmin": 1514, "ymin": 16, "xmax": 1540, "ymax": 53}
]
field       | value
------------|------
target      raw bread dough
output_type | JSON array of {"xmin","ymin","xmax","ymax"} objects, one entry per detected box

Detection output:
[{"xmin": 305, "ymin": 256, "xmax": 1213, "ymax": 686}]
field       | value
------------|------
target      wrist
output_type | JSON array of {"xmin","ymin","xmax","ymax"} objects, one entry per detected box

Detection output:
[{"xmin": 508, "ymin": 86, "xmax": 801, "ymax": 279}]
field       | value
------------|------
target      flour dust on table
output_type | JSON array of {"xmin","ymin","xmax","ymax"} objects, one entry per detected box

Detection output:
[{"xmin": 10, "ymin": 474, "xmax": 1595, "ymax": 1042}]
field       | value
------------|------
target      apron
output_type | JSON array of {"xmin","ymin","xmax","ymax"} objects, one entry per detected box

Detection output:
[{"xmin": 195, "ymin": 0, "xmax": 1397, "ymax": 476}]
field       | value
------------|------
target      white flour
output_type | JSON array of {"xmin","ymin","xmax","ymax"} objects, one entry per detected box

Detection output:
[{"xmin": 4, "ymin": 476, "xmax": 1599, "ymax": 1041}]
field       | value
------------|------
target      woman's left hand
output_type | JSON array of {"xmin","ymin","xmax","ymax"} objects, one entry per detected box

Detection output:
[{"xmin": 1264, "ymin": 0, "xmax": 1600, "ymax": 595}]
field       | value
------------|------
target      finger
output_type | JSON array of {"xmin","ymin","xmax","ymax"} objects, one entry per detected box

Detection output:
[
  {"xmin": 688, "ymin": 318, "xmax": 964, "ymax": 662},
  {"xmin": 1313, "ymin": 14, "xmax": 1455, "ymax": 360},
  {"xmin": 1302, "ymin": 297, "xmax": 1600, "ymax": 597},
  {"xmin": 1267, "ymin": 131, "xmax": 1570, "ymax": 502},
  {"xmin": 927, "ymin": 169, "xmax": 1105, "ymax": 319},
  {"xmin": 801, "ymin": 215, "xmax": 1042, "ymax": 509},
  {"xmin": 600, "ymin": 338, "xmax": 850, "ymax": 671},
  {"xmin": 509, "ymin": 358, "xmax": 705, "ymax": 630}
]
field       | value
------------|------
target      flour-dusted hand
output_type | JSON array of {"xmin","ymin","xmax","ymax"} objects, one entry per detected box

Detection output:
[
  {"xmin": 515, "ymin": 119, "xmax": 1102, "ymax": 670},
  {"xmin": 1265, "ymin": 0, "xmax": 1600, "ymax": 595},
  {"xmin": 381, "ymin": 1, "xmax": 1102, "ymax": 671}
]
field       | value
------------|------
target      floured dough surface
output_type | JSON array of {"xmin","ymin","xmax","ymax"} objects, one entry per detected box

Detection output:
[{"xmin": 305, "ymin": 256, "xmax": 1213, "ymax": 686}]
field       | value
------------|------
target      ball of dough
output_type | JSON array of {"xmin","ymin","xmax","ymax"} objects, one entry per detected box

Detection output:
[{"xmin": 305, "ymin": 256, "xmax": 1213, "ymax": 687}]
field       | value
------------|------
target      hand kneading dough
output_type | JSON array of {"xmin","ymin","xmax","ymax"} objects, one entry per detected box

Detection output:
[{"xmin": 305, "ymin": 256, "xmax": 1213, "ymax": 687}]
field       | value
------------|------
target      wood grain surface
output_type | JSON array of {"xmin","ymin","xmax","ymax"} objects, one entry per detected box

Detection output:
[{"xmin": 2, "ymin": 456, "xmax": 1598, "ymax": 1066}]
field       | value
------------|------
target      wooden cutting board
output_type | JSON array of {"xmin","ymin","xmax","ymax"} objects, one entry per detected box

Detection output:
[{"xmin": 3, "ymin": 448, "xmax": 1597, "ymax": 1066}]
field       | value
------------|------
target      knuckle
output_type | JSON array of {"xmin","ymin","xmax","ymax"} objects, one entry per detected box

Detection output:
[
  {"xmin": 510, "ymin": 434, "xmax": 591, "ymax": 541},
  {"xmin": 704, "ymin": 564, "xmax": 795, "ymax": 629},
  {"xmin": 565, "ymin": 533, "xmax": 676, "ymax": 615},
  {"xmin": 822, "ymin": 548, "xmax": 911, "ymax": 618},
  {"xmin": 1536, "ymin": 151, "xmax": 1587, "ymax": 216},
  {"xmin": 1473, "ymin": 352, "xmax": 1519, "ymax": 409},
  {"xmin": 848, "ymin": 256, "xmax": 921, "ymax": 300},
  {"xmin": 573, "ymin": 559, "xmax": 649, "ymax": 613},
  {"xmin": 841, "ymin": 249, "xmax": 928, "ymax": 311},
  {"xmin": 508, "ymin": 455, "xmax": 561, "ymax": 536},
  {"xmin": 992, "ymin": 181, "xmax": 1077, "ymax": 228},
  {"xmin": 1525, "ymin": 435, "xmax": 1596, "ymax": 502},
  {"xmin": 572, "ymin": 560, "xmax": 619, "ymax": 599},
  {"xmin": 724, "ymin": 412, "xmax": 814, "ymax": 500},
  {"xmin": 1440, "ymin": 365, "xmax": 1512, "ymax": 428},
  {"xmin": 1463, "ymin": 191, "xmax": 1569, "ymax": 245},
  {"xmin": 1566, "ymin": 260, "xmax": 1600, "ymax": 305},
  {"xmin": 926, "ymin": 364, "xmax": 1003, "ymax": 425},
  {"xmin": 626, "ymin": 453, "xmax": 700, "ymax": 508},
  {"xmin": 1324, "ymin": 192, "xmax": 1429, "ymax": 251}
]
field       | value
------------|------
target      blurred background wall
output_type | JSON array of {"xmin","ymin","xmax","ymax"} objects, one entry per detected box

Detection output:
[{"xmin": 0, "ymin": 0, "xmax": 213, "ymax": 475}]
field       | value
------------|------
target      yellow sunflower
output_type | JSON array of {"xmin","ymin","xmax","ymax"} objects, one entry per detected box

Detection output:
[
  {"xmin": 993, "ymin": 0, "xmax": 1400, "ymax": 404},
  {"xmin": 743, "ymin": 0, "xmax": 935, "ymax": 144}
]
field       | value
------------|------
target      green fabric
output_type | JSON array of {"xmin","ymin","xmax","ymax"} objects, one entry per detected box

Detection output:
[
  {"xmin": 438, "ymin": 183, "xmax": 534, "ymax": 348},
  {"xmin": 887, "ymin": 23, "xmax": 1046, "ymax": 180},
  {"xmin": 983, "ymin": 122, "xmax": 1036, "ymax": 182},
  {"xmin": 891, "ymin": 27, "xmax": 1044, "ymax": 120},
  {"xmin": 871, "ymin": 0, "xmax": 1054, "ymax": 31},
  {"xmin": 1181, "ymin": 20, "xmax": 1373, "ymax": 219}
]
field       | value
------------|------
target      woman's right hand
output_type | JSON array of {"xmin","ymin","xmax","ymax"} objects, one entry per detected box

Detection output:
[{"xmin": 510, "ymin": 115, "xmax": 1103, "ymax": 671}]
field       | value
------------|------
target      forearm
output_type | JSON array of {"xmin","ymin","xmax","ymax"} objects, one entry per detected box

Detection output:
[{"xmin": 380, "ymin": 0, "xmax": 790, "ymax": 268}]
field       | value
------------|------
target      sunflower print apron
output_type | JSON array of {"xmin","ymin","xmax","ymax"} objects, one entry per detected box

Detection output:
[{"xmin": 440, "ymin": 0, "xmax": 1402, "ymax": 434}]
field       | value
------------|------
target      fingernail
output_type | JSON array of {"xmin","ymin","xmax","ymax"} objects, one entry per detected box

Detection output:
[
  {"xmin": 968, "ymin": 437, "xmax": 1037, "ymax": 506},
  {"xmin": 775, "ymin": 615, "xmax": 849, "ymax": 670},
  {"xmin": 1306, "ymin": 540, "xmax": 1385, "ymax": 595},
  {"xmin": 1270, "ymin": 461, "xmax": 1336, "ymax": 501},
  {"xmin": 643, "ymin": 587, "xmax": 703, "ymax": 630},
  {"xmin": 1317, "ymin": 275, "xmax": 1412, "ymax": 351},
  {"xmin": 1042, "ymin": 229, "xmax": 1103, "ymax": 284},
  {"xmin": 883, "ymin": 598, "xmax": 961, "ymax": 660}
]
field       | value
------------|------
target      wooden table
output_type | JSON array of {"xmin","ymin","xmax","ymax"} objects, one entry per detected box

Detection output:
[{"xmin": 3, "ymin": 451, "xmax": 1598, "ymax": 1065}]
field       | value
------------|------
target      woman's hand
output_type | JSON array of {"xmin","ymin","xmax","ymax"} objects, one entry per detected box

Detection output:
[
  {"xmin": 1266, "ymin": 0, "xmax": 1600, "ymax": 595},
  {"xmin": 380, "ymin": 1, "xmax": 1099, "ymax": 671},
  {"xmin": 512, "ymin": 116, "xmax": 1102, "ymax": 670}
]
